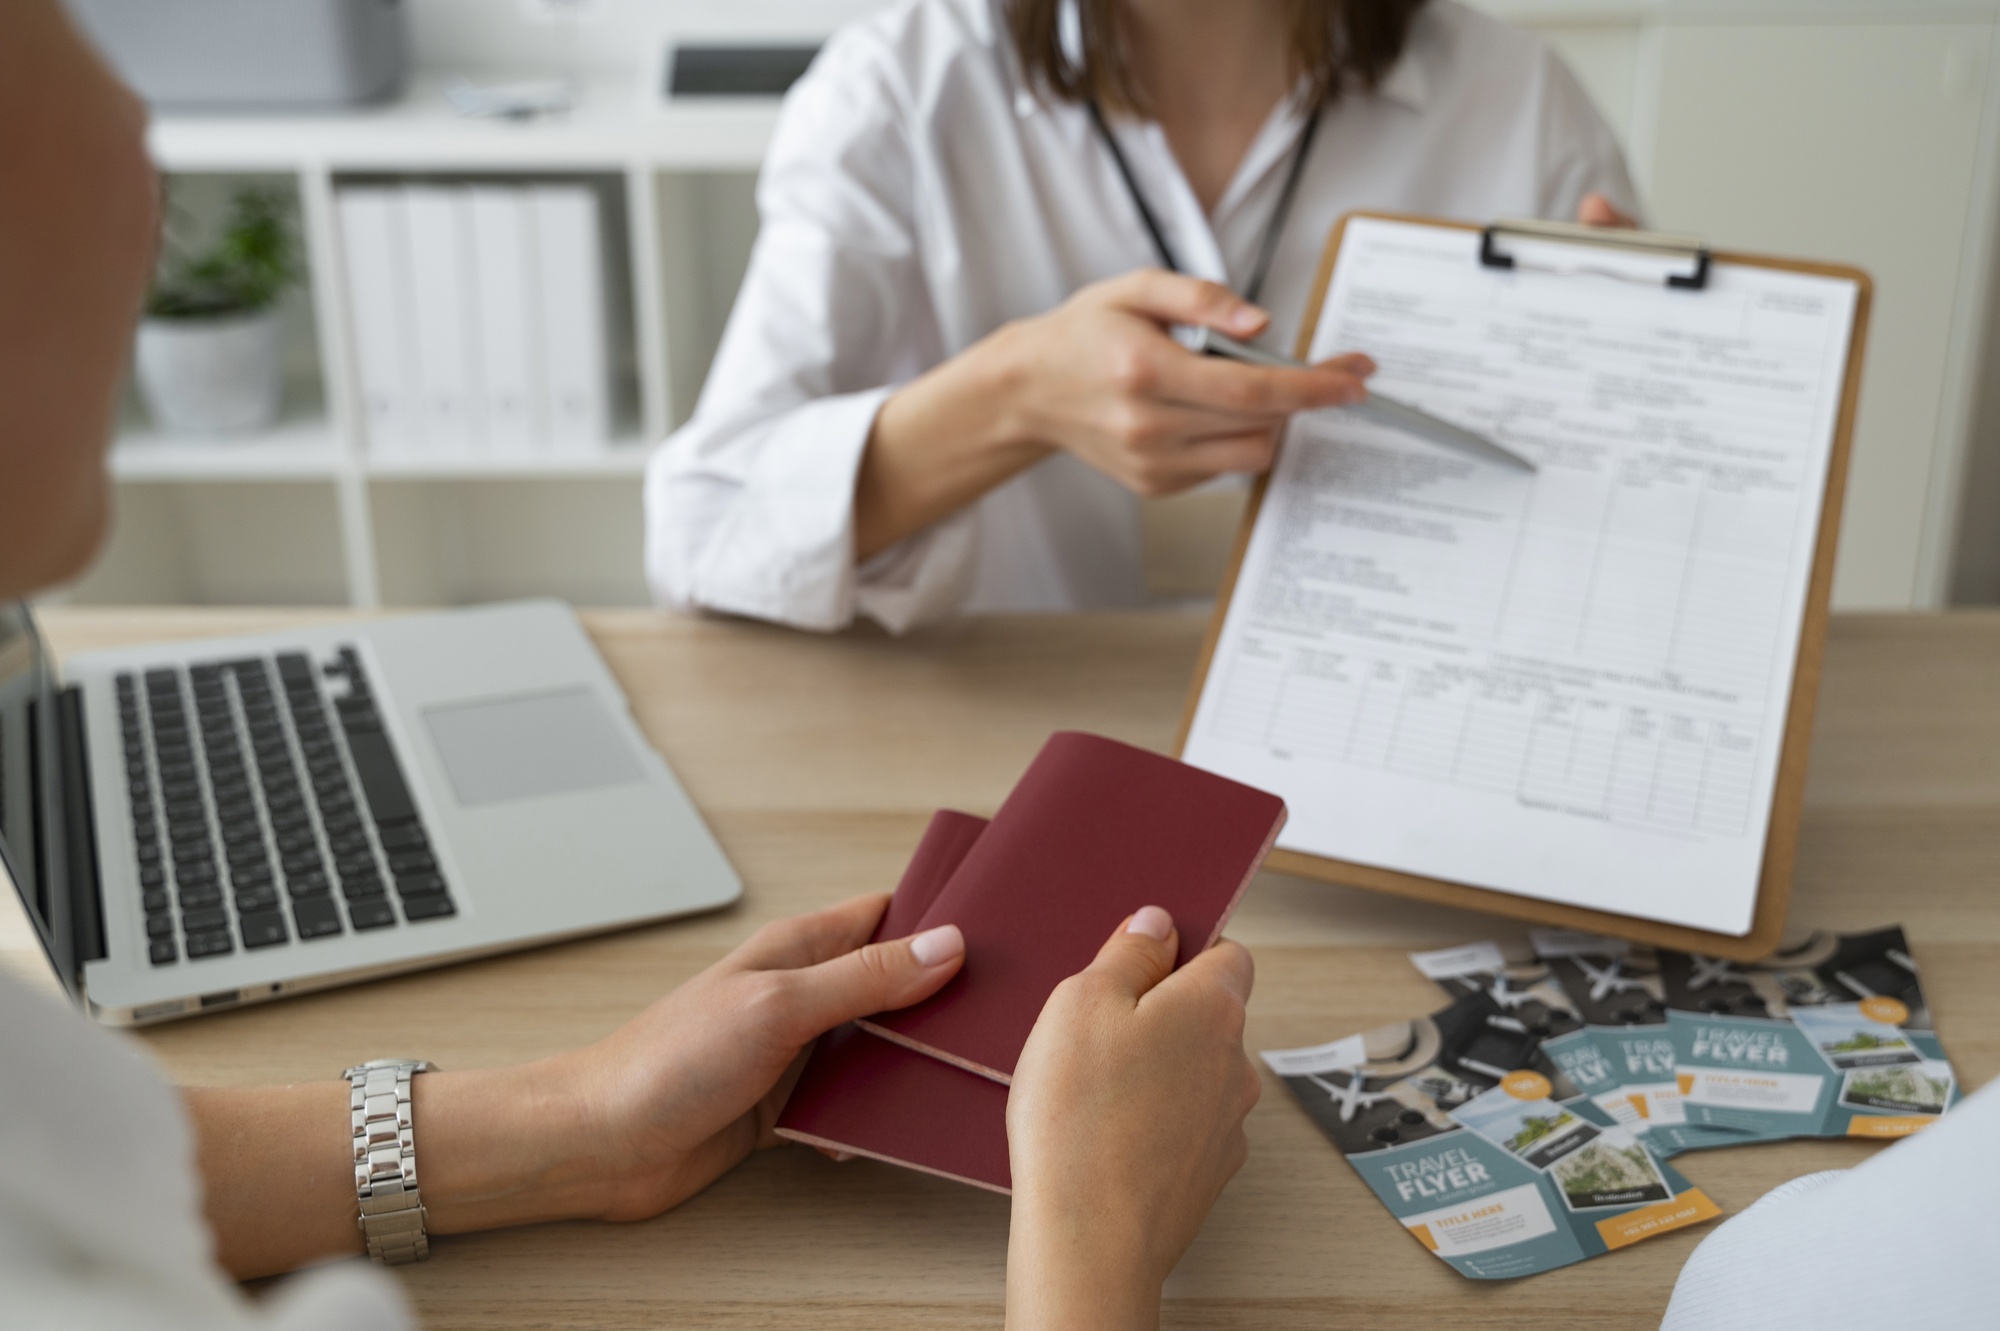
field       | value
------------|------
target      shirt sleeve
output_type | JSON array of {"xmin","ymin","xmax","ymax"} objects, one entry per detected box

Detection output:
[
  {"xmin": 644, "ymin": 29, "xmax": 978, "ymax": 634},
  {"xmin": 1532, "ymin": 47, "xmax": 1643, "ymax": 225},
  {"xmin": 1659, "ymin": 1079, "xmax": 2000, "ymax": 1330}
]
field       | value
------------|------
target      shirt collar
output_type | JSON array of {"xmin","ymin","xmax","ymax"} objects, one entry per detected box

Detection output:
[
  {"xmin": 1373, "ymin": 44, "xmax": 1428, "ymax": 112},
  {"xmin": 1212, "ymin": 80, "xmax": 1316, "ymax": 218}
]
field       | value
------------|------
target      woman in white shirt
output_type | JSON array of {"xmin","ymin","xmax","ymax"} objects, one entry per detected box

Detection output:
[{"xmin": 646, "ymin": 0, "xmax": 1638, "ymax": 631}]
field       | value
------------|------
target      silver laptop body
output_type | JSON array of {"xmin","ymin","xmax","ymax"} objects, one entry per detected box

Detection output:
[{"xmin": 0, "ymin": 599, "xmax": 740, "ymax": 1025}]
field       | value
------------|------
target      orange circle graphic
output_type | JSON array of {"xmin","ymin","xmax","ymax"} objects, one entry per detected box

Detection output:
[
  {"xmin": 1859, "ymin": 996, "xmax": 1910, "ymax": 1026},
  {"xmin": 1501, "ymin": 1070, "xmax": 1553, "ymax": 1101}
]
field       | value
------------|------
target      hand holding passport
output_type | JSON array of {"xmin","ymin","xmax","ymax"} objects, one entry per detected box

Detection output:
[{"xmin": 776, "ymin": 732, "xmax": 1287, "ymax": 1192}]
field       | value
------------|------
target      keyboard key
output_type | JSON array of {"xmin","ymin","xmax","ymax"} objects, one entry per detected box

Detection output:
[
  {"xmin": 176, "ymin": 862, "xmax": 218, "ymax": 886},
  {"xmin": 182, "ymin": 906, "xmax": 228, "ymax": 934},
  {"xmin": 377, "ymin": 821, "xmax": 427, "ymax": 851},
  {"xmin": 337, "ymin": 701, "xmax": 381, "ymax": 732},
  {"xmin": 402, "ymin": 894, "xmax": 455, "ymax": 921},
  {"xmin": 286, "ymin": 871, "xmax": 331, "ymax": 898},
  {"xmin": 177, "ymin": 884, "xmax": 222, "ymax": 910},
  {"xmin": 231, "ymin": 864, "xmax": 273, "ymax": 889},
  {"xmin": 343, "ymin": 730, "xmax": 416, "ymax": 824},
  {"xmin": 293, "ymin": 897, "xmax": 343, "ymax": 939},
  {"xmin": 396, "ymin": 872, "xmax": 446, "ymax": 899},
  {"xmin": 136, "ymin": 843, "xmax": 161, "ymax": 866},
  {"xmin": 139, "ymin": 866, "xmax": 164, "ymax": 889},
  {"xmin": 227, "ymin": 842, "xmax": 269, "ymax": 866},
  {"xmin": 340, "ymin": 873, "xmax": 386, "ymax": 900},
  {"xmin": 240, "ymin": 911, "xmax": 289, "ymax": 949},
  {"xmin": 349, "ymin": 899, "xmax": 396, "ymax": 930},
  {"xmin": 388, "ymin": 850, "xmax": 436, "ymax": 877},
  {"xmin": 323, "ymin": 811, "xmax": 364, "ymax": 836},
  {"xmin": 145, "ymin": 914, "xmax": 173, "ymax": 939},
  {"xmin": 278, "ymin": 831, "xmax": 318, "ymax": 855},
  {"xmin": 185, "ymin": 931, "xmax": 233, "ymax": 959},
  {"xmin": 235, "ymin": 885, "xmax": 281, "ymax": 913},
  {"xmin": 148, "ymin": 938, "xmax": 178, "ymax": 966},
  {"xmin": 142, "ymin": 889, "xmax": 169, "ymax": 914}
]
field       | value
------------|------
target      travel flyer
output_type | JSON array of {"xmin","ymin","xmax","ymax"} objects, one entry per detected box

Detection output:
[
  {"xmin": 1264, "ymin": 991, "xmax": 1720, "ymax": 1279},
  {"xmin": 1662, "ymin": 926, "xmax": 1959, "ymax": 1144}
]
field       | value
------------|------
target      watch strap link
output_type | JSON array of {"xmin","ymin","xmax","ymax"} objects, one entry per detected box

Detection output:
[{"xmin": 344, "ymin": 1058, "xmax": 436, "ymax": 1264}]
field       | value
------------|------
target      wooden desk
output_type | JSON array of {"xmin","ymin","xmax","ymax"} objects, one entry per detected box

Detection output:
[{"xmin": 7, "ymin": 608, "xmax": 1999, "ymax": 1330}]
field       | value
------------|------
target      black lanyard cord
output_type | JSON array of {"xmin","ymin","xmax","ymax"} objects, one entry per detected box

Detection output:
[{"xmin": 1088, "ymin": 95, "xmax": 1324, "ymax": 307}]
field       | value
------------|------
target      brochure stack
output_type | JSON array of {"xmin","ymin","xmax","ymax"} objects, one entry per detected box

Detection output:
[{"xmin": 1266, "ymin": 926, "xmax": 1960, "ymax": 1280}]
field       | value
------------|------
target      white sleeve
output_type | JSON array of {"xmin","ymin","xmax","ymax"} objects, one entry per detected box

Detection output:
[
  {"xmin": 1532, "ymin": 47, "xmax": 1643, "ymax": 224},
  {"xmin": 644, "ymin": 29, "xmax": 978, "ymax": 634},
  {"xmin": 1659, "ymin": 1078, "xmax": 2000, "ymax": 1329}
]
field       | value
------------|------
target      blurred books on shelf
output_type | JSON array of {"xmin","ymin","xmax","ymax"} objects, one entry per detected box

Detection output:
[{"xmin": 336, "ymin": 181, "xmax": 610, "ymax": 462}]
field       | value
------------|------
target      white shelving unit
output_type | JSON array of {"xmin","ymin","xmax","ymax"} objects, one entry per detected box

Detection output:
[{"xmin": 85, "ymin": 76, "xmax": 776, "ymax": 610}]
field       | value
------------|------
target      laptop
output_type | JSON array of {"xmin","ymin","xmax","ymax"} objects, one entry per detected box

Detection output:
[{"xmin": 0, "ymin": 599, "xmax": 741, "ymax": 1025}]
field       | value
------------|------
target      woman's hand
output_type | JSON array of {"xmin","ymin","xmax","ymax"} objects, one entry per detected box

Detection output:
[
  {"xmin": 191, "ymin": 894, "xmax": 966, "ymax": 1279},
  {"xmin": 984, "ymin": 271, "xmax": 1374, "ymax": 496},
  {"xmin": 856, "ymin": 270, "xmax": 1373, "ymax": 559},
  {"xmin": 1003, "ymin": 906, "xmax": 1261, "ymax": 1331},
  {"xmin": 425, "ymin": 894, "xmax": 968, "ymax": 1230},
  {"xmin": 1577, "ymin": 192, "xmax": 1637, "ymax": 228}
]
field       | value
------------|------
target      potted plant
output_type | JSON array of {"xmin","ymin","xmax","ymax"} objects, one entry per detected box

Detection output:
[{"xmin": 135, "ymin": 185, "xmax": 300, "ymax": 435}]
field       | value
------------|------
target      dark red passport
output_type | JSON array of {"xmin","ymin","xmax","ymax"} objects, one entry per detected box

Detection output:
[
  {"xmin": 859, "ymin": 731, "xmax": 1286, "ymax": 1084},
  {"xmin": 773, "ymin": 810, "xmax": 1012, "ymax": 1193}
]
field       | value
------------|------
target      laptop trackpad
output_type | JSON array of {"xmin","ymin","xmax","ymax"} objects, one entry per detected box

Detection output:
[{"xmin": 424, "ymin": 688, "xmax": 646, "ymax": 807}]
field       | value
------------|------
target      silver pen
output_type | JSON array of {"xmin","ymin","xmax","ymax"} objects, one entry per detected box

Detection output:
[{"xmin": 1181, "ymin": 326, "xmax": 1538, "ymax": 472}]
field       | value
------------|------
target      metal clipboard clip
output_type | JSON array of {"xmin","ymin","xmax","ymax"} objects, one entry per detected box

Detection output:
[{"xmin": 1479, "ymin": 218, "xmax": 1711, "ymax": 290}]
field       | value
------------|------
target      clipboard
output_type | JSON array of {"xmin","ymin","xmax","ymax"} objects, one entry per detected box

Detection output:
[{"xmin": 1176, "ymin": 211, "xmax": 1872, "ymax": 961}]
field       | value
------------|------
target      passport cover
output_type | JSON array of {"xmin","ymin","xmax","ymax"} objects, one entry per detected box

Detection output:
[
  {"xmin": 773, "ymin": 809, "xmax": 1012, "ymax": 1192},
  {"xmin": 859, "ymin": 731, "xmax": 1286, "ymax": 1083}
]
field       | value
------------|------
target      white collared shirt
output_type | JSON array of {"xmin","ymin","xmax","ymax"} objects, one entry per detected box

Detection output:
[{"xmin": 644, "ymin": 0, "xmax": 1637, "ymax": 632}]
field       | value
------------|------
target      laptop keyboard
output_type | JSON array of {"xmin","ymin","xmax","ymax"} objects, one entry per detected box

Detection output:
[{"xmin": 116, "ymin": 646, "xmax": 456, "ymax": 966}]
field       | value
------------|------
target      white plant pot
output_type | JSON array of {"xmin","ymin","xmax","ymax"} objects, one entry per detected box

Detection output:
[{"xmin": 134, "ymin": 308, "xmax": 284, "ymax": 436}]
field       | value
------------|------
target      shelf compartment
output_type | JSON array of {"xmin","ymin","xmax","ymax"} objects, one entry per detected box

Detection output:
[{"xmin": 111, "ymin": 415, "xmax": 348, "ymax": 481}]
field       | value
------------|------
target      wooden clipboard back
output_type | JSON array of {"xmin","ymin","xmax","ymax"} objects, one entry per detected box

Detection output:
[{"xmin": 1176, "ymin": 211, "xmax": 1873, "ymax": 961}]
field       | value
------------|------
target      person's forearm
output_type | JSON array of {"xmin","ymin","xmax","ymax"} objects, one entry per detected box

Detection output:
[
  {"xmin": 854, "ymin": 329, "xmax": 1051, "ymax": 561},
  {"xmin": 188, "ymin": 1059, "xmax": 618, "ymax": 1280},
  {"xmin": 1005, "ymin": 1197, "xmax": 1162, "ymax": 1331}
]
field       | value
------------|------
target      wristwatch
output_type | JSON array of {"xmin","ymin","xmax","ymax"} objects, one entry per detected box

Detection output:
[{"xmin": 343, "ymin": 1058, "xmax": 437, "ymax": 1264}]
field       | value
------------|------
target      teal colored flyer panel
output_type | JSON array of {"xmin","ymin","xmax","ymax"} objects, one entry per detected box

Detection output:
[{"xmin": 1661, "ymin": 928, "xmax": 1960, "ymax": 1144}]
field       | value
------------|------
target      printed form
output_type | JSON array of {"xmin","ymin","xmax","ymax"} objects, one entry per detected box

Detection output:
[{"xmin": 1183, "ymin": 217, "xmax": 1860, "ymax": 934}]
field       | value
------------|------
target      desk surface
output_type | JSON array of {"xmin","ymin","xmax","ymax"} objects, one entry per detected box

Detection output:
[{"xmin": 7, "ymin": 607, "xmax": 1999, "ymax": 1330}]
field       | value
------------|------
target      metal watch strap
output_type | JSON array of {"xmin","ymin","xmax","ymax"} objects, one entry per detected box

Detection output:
[{"xmin": 343, "ymin": 1058, "xmax": 436, "ymax": 1264}]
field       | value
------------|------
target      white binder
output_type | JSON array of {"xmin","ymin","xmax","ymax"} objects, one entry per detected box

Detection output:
[
  {"xmin": 467, "ymin": 187, "xmax": 546, "ymax": 459},
  {"xmin": 403, "ymin": 185, "xmax": 481, "ymax": 457},
  {"xmin": 530, "ymin": 185, "xmax": 610, "ymax": 456},
  {"xmin": 336, "ymin": 188, "xmax": 423, "ymax": 459}
]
